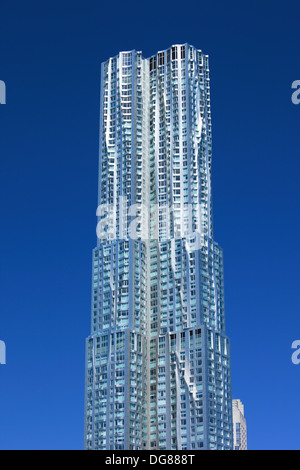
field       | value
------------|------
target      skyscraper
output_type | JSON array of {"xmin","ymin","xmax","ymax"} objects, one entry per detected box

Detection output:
[
  {"xmin": 84, "ymin": 44, "xmax": 233, "ymax": 450},
  {"xmin": 232, "ymin": 399, "xmax": 247, "ymax": 450}
]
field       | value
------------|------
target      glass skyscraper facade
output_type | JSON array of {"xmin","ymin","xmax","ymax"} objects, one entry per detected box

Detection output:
[{"xmin": 84, "ymin": 44, "xmax": 233, "ymax": 450}]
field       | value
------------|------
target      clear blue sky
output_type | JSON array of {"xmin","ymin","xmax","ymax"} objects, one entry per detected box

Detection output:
[{"xmin": 0, "ymin": 0, "xmax": 299, "ymax": 450}]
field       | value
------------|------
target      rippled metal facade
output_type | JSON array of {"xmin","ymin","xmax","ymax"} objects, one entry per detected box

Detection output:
[{"xmin": 84, "ymin": 44, "xmax": 233, "ymax": 450}]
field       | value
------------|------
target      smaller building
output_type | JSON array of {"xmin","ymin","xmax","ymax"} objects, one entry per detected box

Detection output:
[{"xmin": 232, "ymin": 399, "xmax": 247, "ymax": 450}]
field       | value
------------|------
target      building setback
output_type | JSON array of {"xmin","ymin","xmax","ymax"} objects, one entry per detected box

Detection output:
[{"xmin": 84, "ymin": 44, "xmax": 233, "ymax": 450}]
